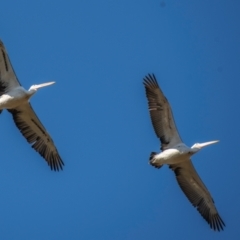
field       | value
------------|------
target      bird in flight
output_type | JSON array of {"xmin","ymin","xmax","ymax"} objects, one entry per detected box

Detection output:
[
  {"xmin": 143, "ymin": 74, "xmax": 225, "ymax": 231},
  {"xmin": 0, "ymin": 39, "xmax": 64, "ymax": 171}
]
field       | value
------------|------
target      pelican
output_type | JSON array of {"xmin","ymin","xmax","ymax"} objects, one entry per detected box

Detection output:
[
  {"xmin": 143, "ymin": 74, "xmax": 225, "ymax": 231},
  {"xmin": 0, "ymin": 40, "xmax": 64, "ymax": 171}
]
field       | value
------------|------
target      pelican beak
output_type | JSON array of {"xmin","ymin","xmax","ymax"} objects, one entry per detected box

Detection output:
[
  {"xmin": 29, "ymin": 81, "xmax": 55, "ymax": 91},
  {"xmin": 198, "ymin": 140, "xmax": 219, "ymax": 148},
  {"xmin": 34, "ymin": 81, "xmax": 55, "ymax": 89}
]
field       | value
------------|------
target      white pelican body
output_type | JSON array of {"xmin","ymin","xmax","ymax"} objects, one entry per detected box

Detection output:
[
  {"xmin": 151, "ymin": 141, "xmax": 219, "ymax": 166},
  {"xmin": 152, "ymin": 144, "xmax": 190, "ymax": 164},
  {"xmin": 143, "ymin": 74, "xmax": 225, "ymax": 231},
  {"xmin": 0, "ymin": 39, "xmax": 63, "ymax": 171},
  {"xmin": 0, "ymin": 87, "xmax": 31, "ymax": 109}
]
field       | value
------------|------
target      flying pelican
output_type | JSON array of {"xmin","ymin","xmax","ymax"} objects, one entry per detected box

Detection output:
[
  {"xmin": 0, "ymin": 40, "xmax": 64, "ymax": 171},
  {"xmin": 143, "ymin": 74, "xmax": 225, "ymax": 231}
]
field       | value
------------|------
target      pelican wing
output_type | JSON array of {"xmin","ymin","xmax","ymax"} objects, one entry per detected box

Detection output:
[
  {"xmin": 8, "ymin": 103, "xmax": 64, "ymax": 171},
  {"xmin": 170, "ymin": 160, "xmax": 225, "ymax": 231},
  {"xmin": 0, "ymin": 40, "xmax": 21, "ymax": 95},
  {"xmin": 143, "ymin": 74, "xmax": 182, "ymax": 150}
]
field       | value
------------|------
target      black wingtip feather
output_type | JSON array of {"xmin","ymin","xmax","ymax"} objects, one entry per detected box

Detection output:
[
  {"xmin": 170, "ymin": 165, "xmax": 225, "ymax": 231},
  {"xmin": 143, "ymin": 74, "xmax": 159, "ymax": 88},
  {"xmin": 9, "ymin": 108, "xmax": 64, "ymax": 172}
]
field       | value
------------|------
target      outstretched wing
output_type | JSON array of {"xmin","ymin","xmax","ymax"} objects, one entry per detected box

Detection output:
[
  {"xmin": 143, "ymin": 74, "xmax": 182, "ymax": 150},
  {"xmin": 8, "ymin": 103, "xmax": 64, "ymax": 171},
  {"xmin": 170, "ymin": 160, "xmax": 225, "ymax": 231},
  {"xmin": 0, "ymin": 40, "xmax": 21, "ymax": 96}
]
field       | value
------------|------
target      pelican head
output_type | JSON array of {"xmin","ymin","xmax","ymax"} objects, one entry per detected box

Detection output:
[
  {"xmin": 191, "ymin": 140, "xmax": 219, "ymax": 154},
  {"xmin": 28, "ymin": 81, "xmax": 55, "ymax": 96}
]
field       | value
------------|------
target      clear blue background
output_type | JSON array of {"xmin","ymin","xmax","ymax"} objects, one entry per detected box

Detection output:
[{"xmin": 0, "ymin": 1, "xmax": 239, "ymax": 239}]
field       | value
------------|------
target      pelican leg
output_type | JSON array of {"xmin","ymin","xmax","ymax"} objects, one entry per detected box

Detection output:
[{"xmin": 149, "ymin": 152, "xmax": 163, "ymax": 169}]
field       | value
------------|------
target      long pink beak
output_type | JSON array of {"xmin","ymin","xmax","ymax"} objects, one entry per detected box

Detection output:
[
  {"xmin": 198, "ymin": 140, "xmax": 219, "ymax": 148},
  {"xmin": 33, "ymin": 81, "xmax": 55, "ymax": 89},
  {"xmin": 29, "ymin": 81, "xmax": 55, "ymax": 91}
]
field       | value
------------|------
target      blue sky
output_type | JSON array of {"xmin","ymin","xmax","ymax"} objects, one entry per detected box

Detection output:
[{"xmin": 0, "ymin": 0, "xmax": 239, "ymax": 239}]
